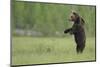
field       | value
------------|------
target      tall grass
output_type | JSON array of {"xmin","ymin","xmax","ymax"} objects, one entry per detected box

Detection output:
[{"xmin": 12, "ymin": 36, "xmax": 95, "ymax": 65}]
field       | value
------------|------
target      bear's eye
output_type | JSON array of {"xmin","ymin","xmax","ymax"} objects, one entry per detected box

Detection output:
[{"xmin": 71, "ymin": 16, "xmax": 73, "ymax": 18}]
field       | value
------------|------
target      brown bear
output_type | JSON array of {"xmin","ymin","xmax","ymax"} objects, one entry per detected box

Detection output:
[{"xmin": 64, "ymin": 11, "xmax": 86, "ymax": 53}]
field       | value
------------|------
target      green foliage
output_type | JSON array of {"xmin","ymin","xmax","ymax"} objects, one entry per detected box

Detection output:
[{"xmin": 12, "ymin": 1, "xmax": 96, "ymax": 37}]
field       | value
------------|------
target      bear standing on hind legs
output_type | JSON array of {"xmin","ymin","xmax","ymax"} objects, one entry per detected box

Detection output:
[{"xmin": 64, "ymin": 11, "xmax": 86, "ymax": 53}]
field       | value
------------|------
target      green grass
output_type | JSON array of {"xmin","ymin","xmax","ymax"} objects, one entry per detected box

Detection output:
[{"xmin": 12, "ymin": 36, "xmax": 96, "ymax": 65}]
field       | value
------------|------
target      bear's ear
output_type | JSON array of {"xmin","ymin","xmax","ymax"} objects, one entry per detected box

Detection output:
[
  {"xmin": 72, "ymin": 12, "xmax": 79, "ymax": 18},
  {"xmin": 72, "ymin": 12, "xmax": 80, "ymax": 22}
]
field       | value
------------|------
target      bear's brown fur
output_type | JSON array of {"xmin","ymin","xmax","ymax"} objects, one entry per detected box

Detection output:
[{"xmin": 64, "ymin": 12, "xmax": 86, "ymax": 53}]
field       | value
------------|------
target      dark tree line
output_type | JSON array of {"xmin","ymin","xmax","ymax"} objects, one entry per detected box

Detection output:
[{"xmin": 12, "ymin": 0, "xmax": 96, "ymax": 37}]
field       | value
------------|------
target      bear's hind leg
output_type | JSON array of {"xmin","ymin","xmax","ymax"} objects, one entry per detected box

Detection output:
[{"xmin": 76, "ymin": 43, "xmax": 85, "ymax": 54}]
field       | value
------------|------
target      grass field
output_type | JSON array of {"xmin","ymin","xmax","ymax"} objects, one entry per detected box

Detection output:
[{"xmin": 12, "ymin": 36, "xmax": 96, "ymax": 65}]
